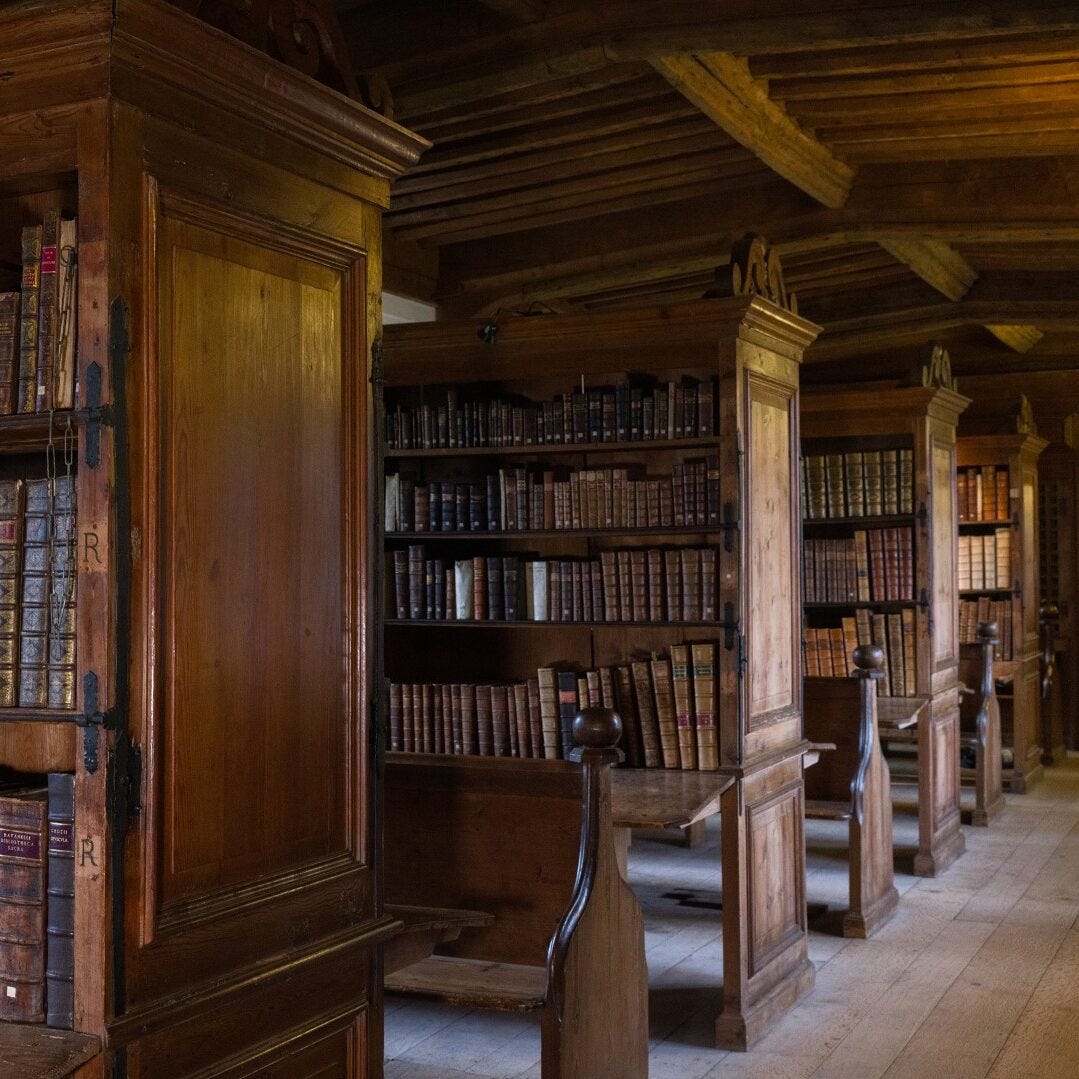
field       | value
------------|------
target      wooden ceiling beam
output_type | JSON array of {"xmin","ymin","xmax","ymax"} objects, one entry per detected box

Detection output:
[
  {"xmin": 477, "ymin": 0, "xmax": 547, "ymax": 22},
  {"xmin": 878, "ymin": 238, "xmax": 978, "ymax": 302},
  {"xmin": 651, "ymin": 52, "xmax": 854, "ymax": 207},
  {"xmin": 984, "ymin": 323, "xmax": 1045, "ymax": 352},
  {"xmin": 376, "ymin": 3, "xmax": 1079, "ymax": 90}
]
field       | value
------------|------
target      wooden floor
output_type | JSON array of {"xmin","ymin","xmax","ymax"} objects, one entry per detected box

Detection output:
[{"xmin": 385, "ymin": 757, "xmax": 1079, "ymax": 1078}]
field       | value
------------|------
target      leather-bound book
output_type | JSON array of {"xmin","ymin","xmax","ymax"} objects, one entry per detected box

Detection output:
[
  {"xmin": 650, "ymin": 655, "xmax": 681, "ymax": 769},
  {"xmin": 440, "ymin": 684, "xmax": 454, "ymax": 755},
  {"xmin": 863, "ymin": 451, "xmax": 882, "ymax": 516},
  {"xmin": 548, "ymin": 561, "xmax": 562, "ymax": 623},
  {"xmin": 460, "ymin": 684, "xmax": 477, "ymax": 755},
  {"xmin": 471, "ymin": 555, "xmax": 487, "ymax": 621},
  {"xmin": 0, "ymin": 293, "xmax": 18, "ymax": 415},
  {"xmin": 887, "ymin": 614, "xmax": 905, "ymax": 697},
  {"xmin": 426, "ymin": 483, "xmax": 440, "ymax": 533},
  {"xmin": 995, "ymin": 469, "xmax": 1009, "ymax": 522},
  {"xmin": 825, "ymin": 454, "xmax": 845, "ymax": 517},
  {"xmin": 616, "ymin": 551, "xmax": 632, "ymax": 623},
  {"xmin": 871, "ymin": 614, "xmax": 891, "ymax": 696},
  {"xmin": 476, "ymin": 685, "xmax": 494, "ymax": 756},
  {"xmin": 816, "ymin": 629, "xmax": 833, "ymax": 677},
  {"xmin": 449, "ymin": 684, "xmax": 463, "ymax": 755},
  {"xmin": 701, "ymin": 547, "xmax": 717, "ymax": 621},
  {"xmin": 899, "ymin": 449, "xmax": 913, "ymax": 514},
  {"xmin": 659, "ymin": 478, "xmax": 674, "ymax": 526},
  {"xmin": 690, "ymin": 643, "xmax": 718, "ymax": 770},
  {"xmin": 526, "ymin": 679, "xmax": 543, "ymax": 759},
  {"xmin": 430, "ymin": 686, "xmax": 443, "ymax": 754},
  {"xmin": 422, "ymin": 684, "xmax": 436, "ymax": 753},
  {"xmin": 841, "ymin": 618, "xmax": 859, "ymax": 677},
  {"xmin": 581, "ymin": 561, "xmax": 594, "ymax": 622},
  {"xmin": 629, "ymin": 550, "xmax": 648, "ymax": 622},
  {"xmin": 17, "ymin": 225, "xmax": 41, "ymax": 415},
  {"xmin": 829, "ymin": 628, "xmax": 846, "ymax": 680},
  {"xmin": 588, "ymin": 560, "xmax": 603, "ymax": 622},
  {"xmin": 53, "ymin": 220, "xmax": 77, "ymax": 411},
  {"xmin": 681, "ymin": 548, "xmax": 701, "ymax": 622},
  {"xmin": 664, "ymin": 549, "xmax": 682, "ymax": 623},
  {"xmin": 844, "ymin": 452, "xmax": 865, "ymax": 517},
  {"xmin": 485, "ymin": 474, "xmax": 499, "ymax": 531},
  {"xmin": 646, "ymin": 479, "xmax": 660, "ymax": 528},
  {"xmin": 502, "ymin": 557, "xmax": 519, "ymax": 621},
  {"xmin": 669, "ymin": 645, "xmax": 697, "ymax": 770},
  {"xmin": 556, "ymin": 670, "xmax": 579, "ymax": 759},
  {"xmin": 600, "ymin": 551, "xmax": 619, "ymax": 622},
  {"xmin": 36, "ymin": 210, "xmax": 61, "ymax": 413},
  {"xmin": 902, "ymin": 609, "xmax": 917, "ymax": 695},
  {"xmin": 0, "ymin": 481, "xmax": 23, "ymax": 707},
  {"xmin": 570, "ymin": 561, "xmax": 583, "ymax": 622},
  {"xmin": 389, "ymin": 683, "xmax": 403, "ymax": 752},
  {"xmin": 855, "ymin": 607, "xmax": 872, "ymax": 648},
  {"xmin": 610, "ymin": 665, "xmax": 642, "ymax": 768},
  {"xmin": 804, "ymin": 628, "xmax": 818, "ymax": 677},
  {"xmin": 882, "ymin": 451, "xmax": 899, "ymax": 515},
  {"xmin": 693, "ymin": 460, "xmax": 706, "ymax": 528},
  {"xmin": 957, "ymin": 470, "xmax": 968, "ymax": 523},
  {"xmin": 486, "ymin": 556, "xmax": 503, "ymax": 623},
  {"xmin": 672, "ymin": 464, "xmax": 686, "ymax": 527},
  {"xmin": 647, "ymin": 549, "xmax": 664, "ymax": 624},
  {"xmin": 504, "ymin": 686, "xmax": 519, "ymax": 757},
  {"xmin": 0, "ymin": 786, "xmax": 48, "ymax": 1022},
  {"xmin": 536, "ymin": 668, "xmax": 560, "ymax": 759},
  {"xmin": 559, "ymin": 561, "xmax": 574, "ymax": 623},
  {"xmin": 400, "ymin": 685, "xmax": 413, "ymax": 752},
  {"xmin": 19, "ymin": 480, "xmax": 51, "ymax": 707},
  {"xmin": 405, "ymin": 545, "xmax": 424, "ymax": 620},
  {"xmin": 509, "ymin": 682, "xmax": 529, "ymax": 758},
  {"xmin": 630, "ymin": 661, "xmax": 661, "ymax": 769},
  {"xmin": 396, "ymin": 477, "xmax": 414, "ymax": 532},
  {"xmin": 45, "ymin": 773, "xmax": 74, "ymax": 1029},
  {"xmin": 867, "ymin": 529, "xmax": 885, "ymax": 603}
]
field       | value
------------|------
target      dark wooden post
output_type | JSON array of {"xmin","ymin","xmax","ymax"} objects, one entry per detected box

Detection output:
[
  {"xmin": 543, "ymin": 706, "xmax": 648, "ymax": 1079},
  {"xmin": 1040, "ymin": 602, "xmax": 1060, "ymax": 766},
  {"xmin": 846, "ymin": 645, "xmax": 899, "ymax": 938}
]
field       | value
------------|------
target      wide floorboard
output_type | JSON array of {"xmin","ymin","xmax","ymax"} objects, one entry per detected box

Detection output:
[{"xmin": 385, "ymin": 757, "xmax": 1079, "ymax": 1078}]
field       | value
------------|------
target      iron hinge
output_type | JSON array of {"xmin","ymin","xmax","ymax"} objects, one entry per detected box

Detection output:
[
  {"xmin": 76, "ymin": 361, "xmax": 115, "ymax": 470},
  {"xmin": 75, "ymin": 670, "xmax": 116, "ymax": 774},
  {"xmin": 108, "ymin": 729, "xmax": 142, "ymax": 836}
]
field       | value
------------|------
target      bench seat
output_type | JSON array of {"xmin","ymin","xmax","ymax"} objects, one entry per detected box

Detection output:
[
  {"xmin": 804, "ymin": 799, "xmax": 852, "ymax": 822},
  {"xmin": 385, "ymin": 955, "xmax": 547, "ymax": 1011}
]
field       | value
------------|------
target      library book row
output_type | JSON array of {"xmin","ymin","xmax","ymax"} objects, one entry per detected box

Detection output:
[
  {"xmin": 957, "ymin": 466, "xmax": 1011, "ymax": 523},
  {"xmin": 0, "ymin": 211, "xmax": 78, "ymax": 415},
  {"xmin": 384, "ymin": 457, "xmax": 720, "ymax": 534},
  {"xmin": 0, "ymin": 476, "xmax": 77, "ymax": 710},
  {"xmin": 386, "ymin": 376, "xmax": 719, "ymax": 450},
  {"xmin": 391, "ymin": 545, "xmax": 718, "ymax": 624},
  {"xmin": 0, "ymin": 773, "xmax": 74, "ymax": 1028},
  {"xmin": 803, "ymin": 528, "xmax": 915, "ymax": 605},
  {"xmin": 958, "ymin": 530, "xmax": 1012, "ymax": 591},
  {"xmin": 960, "ymin": 597, "xmax": 1015, "ymax": 661},
  {"xmin": 801, "ymin": 449, "xmax": 914, "ymax": 520},
  {"xmin": 389, "ymin": 640, "xmax": 719, "ymax": 771},
  {"xmin": 804, "ymin": 608, "xmax": 915, "ymax": 697}
]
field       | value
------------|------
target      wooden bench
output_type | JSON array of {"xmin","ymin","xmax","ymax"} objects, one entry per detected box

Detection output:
[
  {"xmin": 804, "ymin": 646, "xmax": 900, "ymax": 938},
  {"xmin": 959, "ymin": 620, "xmax": 1005, "ymax": 826},
  {"xmin": 384, "ymin": 707, "xmax": 648, "ymax": 1079}
]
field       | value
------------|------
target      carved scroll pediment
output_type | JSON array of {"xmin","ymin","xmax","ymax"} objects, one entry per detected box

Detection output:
[
  {"xmin": 709, "ymin": 234, "xmax": 798, "ymax": 315},
  {"xmin": 911, "ymin": 342, "xmax": 958, "ymax": 392},
  {"xmin": 171, "ymin": 0, "xmax": 394, "ymax": 118},
  {"xmin": 1016, "ymin": 393, "xmax": 1036, "ymax": 435}
]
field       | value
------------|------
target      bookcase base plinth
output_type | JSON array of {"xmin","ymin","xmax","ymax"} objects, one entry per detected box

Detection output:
[
  {"xmin": 913, "ymin": 823, "xmax": 966, "ymax": 878},
  {"xmin": 715, "ymin": 956, "xmax": 815, "ymax": 1052},
  {"xmin": 1007, "ymin": 760, "xmax": 1045, "ymax": 794},
  {"xmin": 967, "ymin": 792, "xmax": 1006, "ymax": 828}
]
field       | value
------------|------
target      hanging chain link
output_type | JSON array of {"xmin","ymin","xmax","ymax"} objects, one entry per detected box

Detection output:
[{"xmin": 46, "ymin": 408, "xmax": 77, "ymax": 654}]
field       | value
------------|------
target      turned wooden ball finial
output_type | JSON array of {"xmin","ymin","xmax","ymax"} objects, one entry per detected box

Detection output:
[
  {"xmin": 976, "ymin": 620, "xmax": 999, "ymax": 643},
  {"xmin": 853, "ymin": 644, "xmax": 885, "ymax": 678},
  {"xmin": 572, "ymin": 706, "xmax": 623, "ymax": 750}
]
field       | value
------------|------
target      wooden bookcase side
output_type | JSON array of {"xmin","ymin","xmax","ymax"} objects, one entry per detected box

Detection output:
[
  {"xmin": 382, "ymin": 294, "xmax": 822, "ymax": 1050},
  {"xmin": 1038, "ymin": 439, "xmax": 1076, "ymax": 760},
  {"xmin": 800, "ymin": 386, "xmax": 970, "ymax": 877},
  {"xmin": 957, "ymin": 433, "xmax": 1048, "ymax": 792},
  {"xmin": 0, "ymin": 0, "xmax": 428, "ymax": 1075}
]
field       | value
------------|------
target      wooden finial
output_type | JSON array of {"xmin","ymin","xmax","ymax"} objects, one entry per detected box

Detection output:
[
  {"xmin": 572, "ymin": 706, "xmax": 623, "ymax": 751},
  {"xmin": 853, "ymin": 644, "xmax": 885, "ymax": 679},
  {"xmin": 1016, "ymin": 394, "xmax": 1037, "ymax": 435},
  {"xmin": 710, "ymin": 234, "xmax": 798, "ymax": 315},
  {"xmin": 976, "ymin": 620, "xmax": 999, "ymax": 644},
  {"xmin": 912, "ymin": 342, "xmax": 958, "ymax": 392}
]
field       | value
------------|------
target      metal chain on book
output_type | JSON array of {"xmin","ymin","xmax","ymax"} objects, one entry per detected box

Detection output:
[{"xmin": 46, "ymin": 410, "xmax": 77, "ymax": 680}]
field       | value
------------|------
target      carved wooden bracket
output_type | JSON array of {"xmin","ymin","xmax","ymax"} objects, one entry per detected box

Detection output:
[
  {"xmin": 710, "ymin": 234, "xmax": 797, "ymax": 315},
  {"xmin": 912, "ymin": 342, "xmax": 958, "ymax": 392},
  {"xmin": 170, "ymin": 0, "xmax": 394, "ymax": 118}
]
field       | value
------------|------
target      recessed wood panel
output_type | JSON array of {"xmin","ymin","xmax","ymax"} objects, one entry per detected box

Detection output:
[
  {"xmin": 932, "ymin": 710, "xmax": 959, "ymax": 820},
  {"xmin": 746, "ymin": 382, "xmax": 794, "ymax": 721},
  {"xmin": 747, "ymin": 784, "xmax": 803, "ymax": 975},
  {"xmin": 932, "ymin": 440, "xmax": 957, "ymax": 666},
  {"xmin": 159, "ymin": 226, "xmax": 347, "ymax": 907}
]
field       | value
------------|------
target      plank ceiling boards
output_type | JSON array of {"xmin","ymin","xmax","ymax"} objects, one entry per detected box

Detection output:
[{"xmin": 342, "ymin": 1, "xmax": 1079, "ymax": 386}]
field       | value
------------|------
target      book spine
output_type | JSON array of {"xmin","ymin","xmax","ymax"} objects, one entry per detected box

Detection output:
[
  {"xmin": 669, "ymin": 645, "xmax": 697, "ymax": 770},
  {"xmin": 17, "ymin": 226, "xmax": 41, "ymax": 415},
  {"xmin": 650, "ymin": 657, "xmax": 681, "ymax": 769},
  {"xmin": 36, "ymin": 210, "xmax": 60, "ymax": 414},
  {"xmin": 18, "ymin": 480, "xmax": 51, "ymax": 707},
  {"xmin": 0, "ymin": 481, "xmax": 22, "ymax": 708},
  {"xmin": 46, "ymin": 774, "xmax": 74, "ymax": 1029},
  {"xmin": 0, "ymin": 791, "xmax": 47, "ymax": 1022},
  {"xmin": 48, "ymin": 477, "xmax": 76, "ymax": 709},
  {"xmin": 0, "ymin": 293, "xmax": 18, "ymax": 416},
  {"xmin": 556, "ymin": 670, "xmax": 578, "ymax": 759}
]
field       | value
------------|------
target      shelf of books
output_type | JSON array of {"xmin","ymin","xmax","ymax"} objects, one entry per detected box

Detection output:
[
  {"xmin": 381, "ymin": 261, "xmax": 823, "ymax": 1048},
  {"xmin": 800, "ymin": 382, "xmax": 970, "ymax": 877},
  {"xmin": 957, "ymin": 433, "xmax": 1048, "ymax": 791}
]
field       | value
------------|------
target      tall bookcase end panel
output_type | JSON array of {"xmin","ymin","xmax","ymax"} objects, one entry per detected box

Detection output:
[
  {"xmin": 382, "ymin": 292, "xmax": 824, "ymax": 1049},
  {"xmin": 957, "ymin": 432, "xmax": 1048, "ymax": 792},
  {"xmin": 801, "ymin": 384, "xmax": 970, "ymax": 877},
  {"xmin": 0, "ymin": 0, "xmax": 429, "ymax": 1074}
]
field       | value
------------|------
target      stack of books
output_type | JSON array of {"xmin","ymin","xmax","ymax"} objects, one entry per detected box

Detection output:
[
  {"xmin": 803, "ymin": 527, "xmax": 914, "ymax": 603},
  {"xmin": 802, "ymin": 449, "xmax": 914, "ymax": 519},
  {"xmin": 957, "ymin": 466, "xmax": 1009, "ymax": 522},
  {"xmin": 958, "ymin": 529, "xmax": 1011, "ymax": 591},
  {"xmin": 804, "ymin": 608, "xmax": 916, "ymax": 696}
]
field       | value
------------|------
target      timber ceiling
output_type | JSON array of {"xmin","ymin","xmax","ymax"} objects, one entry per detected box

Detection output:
[{"xmin": 338, "ymin": 0, "xmax": 1079, "ymax": 425}]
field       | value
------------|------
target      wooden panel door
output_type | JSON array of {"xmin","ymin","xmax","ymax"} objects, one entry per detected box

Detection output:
[{"xmin": 119, "ymin": 185, "xmax": 378, "ymax": 1072}]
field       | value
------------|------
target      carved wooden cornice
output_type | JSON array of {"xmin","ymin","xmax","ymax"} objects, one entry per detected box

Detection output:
[
  {"xmin": 170, "ymin": 0, "xmax": 394, "ymax": 117},
  {"xmin": 710, "ymin": 234, "xmax": 798, "ymax": 315}
]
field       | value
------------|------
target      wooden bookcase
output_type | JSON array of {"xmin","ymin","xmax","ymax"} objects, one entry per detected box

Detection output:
[
  {"xmin": 382, "ymin": 284, "xmax": 822, "ymax": 1050},
  {"xmin": 800, "ymin": 386, "xmax": 969, "ymax": 877},
  {"xmin": 957, "ymin": 434, "xmax": 1048, "ymax": 792},
  {"xmin": 1038, "ymin": 439, "xmax": 1076, "ymax": 760},
  {"xmin": 0, "ymin": 1, "xmax": 425, "ymax": 1075}
]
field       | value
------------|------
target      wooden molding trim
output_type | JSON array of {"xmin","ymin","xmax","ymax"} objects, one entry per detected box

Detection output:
[
  {"xmin": 645, "ymin": 52, "xmax": 853, "ymax": 207},
  {"xmin": 984, "ymin": 323, "xmax": 1045, "ymax": 352},
  {"xmin": 879, "ymin": 238, "xmax": 978, "ymax": 302}
]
